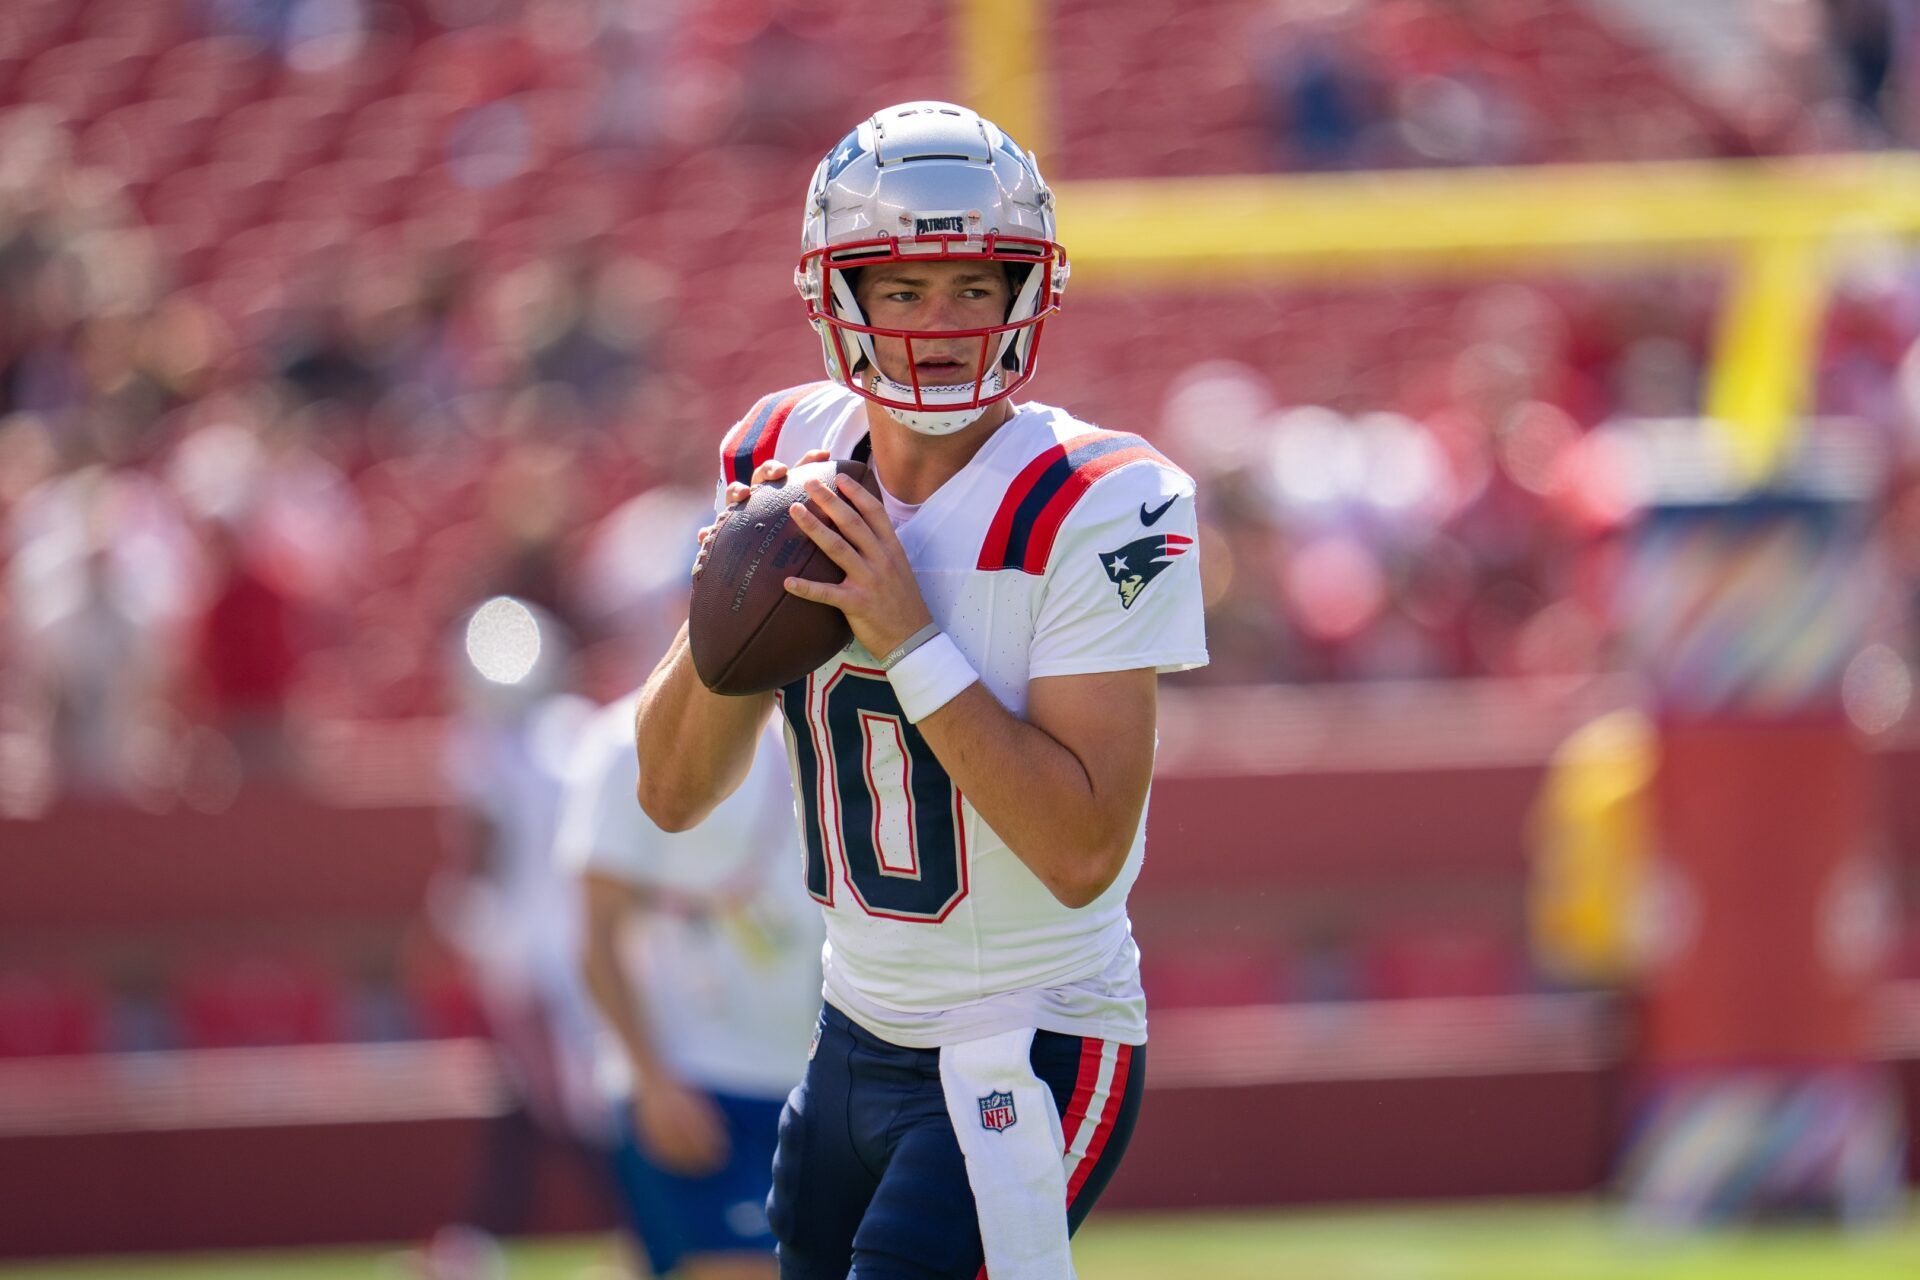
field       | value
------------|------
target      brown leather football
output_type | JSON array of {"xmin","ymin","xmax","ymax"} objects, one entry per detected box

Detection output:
[{"xmin": 689, "ymin": 458, "xmax": 882, "ymax": 695}]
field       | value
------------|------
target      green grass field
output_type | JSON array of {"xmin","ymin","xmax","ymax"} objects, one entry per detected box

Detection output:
[{"xmin": 8, "ymin": 1201, "xmax": 1920, "ymax": 1280}]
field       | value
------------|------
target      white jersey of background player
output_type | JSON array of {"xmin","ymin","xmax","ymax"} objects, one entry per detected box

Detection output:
[
  {"xmin": 563, "ymin": 696, "xmax": 823, "ymax": 1278},
  {"xmin": 562, "ymin": 698, "xmax": 822, "ymax": 1100},
  {"xmin": 637, "ymin": 101, "xmax": 1207, "ymax": 1280}
]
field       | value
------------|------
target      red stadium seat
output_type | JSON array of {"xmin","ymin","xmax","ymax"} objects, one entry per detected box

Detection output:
[
  {"xmin": 400, "ymin": 941, "xmax": 490, "ymax": 1041},
  {"xmin": 15, "ymin": 37, "xmax": 147, "ymax": 124},
  {"xmin": 146, "ymin": 35, "xmax": 270, "ymax": 119},
  {"xmin": 1361, "ymin": 927, "xmax": 1527, "ymax": 1001},
  {"xmin": 79, "ymin": 97, "xmax": 208, "ymax": 184},
  {"xmin": 0, "ymin": 1, "xmax": 76, "ymax": 67},
  {"xmin": 170, "ymin": 953, "xmax": 348, "ymax": 1049},
  {"xmin": 1142, "ymin": 945, "xmax": 1295, "ymax": 1009},
  {"xmin": 213, "ymin": 95, "xmax": 343, "ymax": 176},
  {"xmin": 78, "ymin": 0, "xmax": 182, "ymax": 55},
  {"xmin": 0, "ymin": 969, "xmax": 106, "ymax": 1058}
]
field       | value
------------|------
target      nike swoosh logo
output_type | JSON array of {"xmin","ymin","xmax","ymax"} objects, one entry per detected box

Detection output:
[{"xmin": 1140, "ymin": 496, "xmax": 1177, "ymax": 526}]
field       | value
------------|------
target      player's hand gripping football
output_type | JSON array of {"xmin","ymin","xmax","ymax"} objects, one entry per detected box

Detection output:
[
  {"xmin": 784, "ymin": 470, "xmax": 933, "ymax": 659},
  {"xmin": 691, "ymin": 449, "xmax": 833, "ymax": 580}
]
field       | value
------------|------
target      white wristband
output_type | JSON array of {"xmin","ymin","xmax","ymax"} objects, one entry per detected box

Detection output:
[{"xmin": 886, "ymin": 632, "xmax": 977, "ymax": 723}]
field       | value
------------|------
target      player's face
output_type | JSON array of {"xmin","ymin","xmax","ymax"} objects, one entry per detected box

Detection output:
[{"xmin": 854, "ymin": 261, "xmax": 1012, "ymax": 389}]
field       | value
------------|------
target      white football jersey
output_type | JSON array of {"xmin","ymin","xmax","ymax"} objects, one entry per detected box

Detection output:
[
  {"xmin": 716, "ymin": 383, "xmax": 1208, "ymax": 1048},
  {"xmin": 557, "ymin": 697, "xmax": 825, "ymax": 1100}
]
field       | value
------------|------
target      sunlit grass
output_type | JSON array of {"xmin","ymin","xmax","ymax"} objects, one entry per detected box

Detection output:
[{"xmin": 8, "ymin": 1200, "xmax": 1920, "ymax": 1279}]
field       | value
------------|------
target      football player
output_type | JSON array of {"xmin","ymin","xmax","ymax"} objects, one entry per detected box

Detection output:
[
  {"xmin": 435, "ymin": 598, "xmax": 607, "ymax": 1247},
  {"xmin": 565, "ymin": 694, "xmax": 824, "ymax": 1280},
  {"xmin": 635, "ymin": 101, "xmax": 1208, "ymax": 1279}
]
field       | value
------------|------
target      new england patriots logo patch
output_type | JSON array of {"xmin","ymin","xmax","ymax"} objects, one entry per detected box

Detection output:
[
  {"xmin": 978, "ymin": 1090, "xmax": 1017, "ymax": 1132},
  {"xmin": 1099, "ymin": 534, "xmax": 1192, "ymax": 609}
]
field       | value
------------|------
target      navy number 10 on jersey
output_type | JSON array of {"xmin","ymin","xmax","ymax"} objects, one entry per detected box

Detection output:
[{"xmin": 778, "ymin": 666, "xmax": 968, "ymax": 922}]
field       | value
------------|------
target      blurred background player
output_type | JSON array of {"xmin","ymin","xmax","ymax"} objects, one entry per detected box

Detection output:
[
  {"xmin": 431, "ymin": 595, "xmax": 609, "ymax": 1257},
  {"xmin": 564, "ymin": 689, "xmax": 824, "ymax": 1280}
]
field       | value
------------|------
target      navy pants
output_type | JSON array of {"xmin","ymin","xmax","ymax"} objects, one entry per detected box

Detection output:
[{"xmin": 768, "ymin": 1003, "xmax": 1145, "ymax": 1280}]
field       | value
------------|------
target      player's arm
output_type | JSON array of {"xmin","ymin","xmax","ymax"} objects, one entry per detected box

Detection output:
[
  {"xmin": 576, "ymin": 870, "xmax": 729, "ymax": 1173},
  {"xmin": 916, "ymin": 669, "xmax": 1156, "ymax": 909},
  {"xmin": 577, "ymin": 871, "xmax": 676, "ymax": 1088},
  {"xmin": 786, "ymin": 473, "xmax": 1157, "ymax": 909},
  {"xmin": 632, "ymin": 623, "xmax": 773, "ymax": 831},
  {"xmin": 632, "ymin": 449, "xmax": 830, "ymax": 831}
]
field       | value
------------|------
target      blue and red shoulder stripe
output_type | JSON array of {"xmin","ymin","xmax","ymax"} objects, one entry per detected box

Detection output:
[
  {"xmin": 977, "ymin": 430, "xmax": 1171, "ymax": 575},
  {"xmin": 718, "ymin": 383, "xmax": 827, "ymax": 487}
]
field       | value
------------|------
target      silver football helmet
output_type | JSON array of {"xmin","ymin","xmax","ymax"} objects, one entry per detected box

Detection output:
[{"xmin": 796, "ymin": 101, "xmax": 1068, "ymax": 435}]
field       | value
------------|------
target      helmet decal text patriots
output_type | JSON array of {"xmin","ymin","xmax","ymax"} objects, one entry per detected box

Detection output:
[{"xmin": 1100, "ymin": 533, "xmax": 1192, "ymax": 609}]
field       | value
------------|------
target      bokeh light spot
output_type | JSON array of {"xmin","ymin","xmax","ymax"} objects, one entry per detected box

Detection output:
[
  {"xmin": 464, "ymin": 597, "xmax": 543, "ymax": 686},
  {"xmin": 1842, "ymin": 643, "xmax": 1911, "ymax": 736}
]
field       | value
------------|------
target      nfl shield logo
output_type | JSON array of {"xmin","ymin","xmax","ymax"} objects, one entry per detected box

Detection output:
[{"xmin": 978, "ymin": 1090, "xmax": 1017, "ymax": 1132}]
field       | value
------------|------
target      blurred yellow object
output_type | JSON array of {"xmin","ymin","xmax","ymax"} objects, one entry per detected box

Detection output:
[
  {"xmin": 1705, "ymin": 235, "xmax": 1830, "ymax": 484},
  {"xmin": 1051, "ymin": 155, "xmax": 1920, "ymax": 278},
  {"xmin": 957, "ymin": 0, "xmax": 1046, "ymax": 166},
  {"xmin": 1527, "ymin": 709, "xmax": 1658, "ymax": 986}
]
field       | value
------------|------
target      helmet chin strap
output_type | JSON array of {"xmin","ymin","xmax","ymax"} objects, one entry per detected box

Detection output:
[{"xmin": 868, "ymin": 368, "xmax": 1001, "ymax": 436}]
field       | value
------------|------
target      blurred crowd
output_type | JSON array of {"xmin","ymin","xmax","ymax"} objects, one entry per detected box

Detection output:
[
  {"xmin": 1143, "ymin": 263, "xmax": 1920, "ymax": 688},
  {"xmin": 0, "ymin": 0, "xmax": 1917, "ymax": 809},
  {"xmin": 1250, "ymin": 0, "xmax": 1918, "ymax": 173}
]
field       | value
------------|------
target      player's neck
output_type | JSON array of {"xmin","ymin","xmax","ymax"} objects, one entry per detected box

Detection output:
[{"xmin": 861, "ymin": 397, "xmax": 1014, "ymax": 505}]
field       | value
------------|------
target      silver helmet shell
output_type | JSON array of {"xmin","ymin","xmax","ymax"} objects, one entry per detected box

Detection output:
[{"xmin": 797, "ymin": 101, "xmax": 1068, "ymax": 435}]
